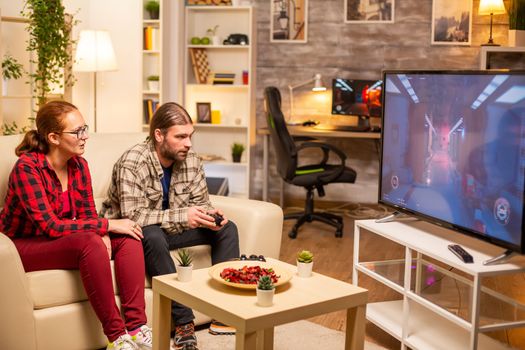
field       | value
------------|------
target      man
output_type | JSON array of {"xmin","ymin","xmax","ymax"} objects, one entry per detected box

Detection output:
[{"xmin": 101, "ymin": 102, "xmax": 240, "ymax": 350}]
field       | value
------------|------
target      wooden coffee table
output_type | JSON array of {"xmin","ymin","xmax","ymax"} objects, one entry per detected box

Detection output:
[{"xmin": 152, "ymin": 258, "xmax": 368, "ymax": 350}]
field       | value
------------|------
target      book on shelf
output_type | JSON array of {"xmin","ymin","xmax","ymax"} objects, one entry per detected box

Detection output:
[
  {"xmin": 143, "ymin": 27, "xmax": 159, "ymax": 50},
  {"xmin": 212, "ymin": 72, "xmax": 235, "ymax": 85},
  {"xmin": 143, "ymin": 99, "xmax": 159, "ymax": 123}
]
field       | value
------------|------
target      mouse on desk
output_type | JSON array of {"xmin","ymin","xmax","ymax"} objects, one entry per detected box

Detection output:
[{"xmin": 302, "ymin": 120, "xmax": 319, "ymax": 127}]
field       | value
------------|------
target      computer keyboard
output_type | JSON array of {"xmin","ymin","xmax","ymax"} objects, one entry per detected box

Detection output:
[{"xmin": 313, "ymin": 124, "xmax": 371, "ymax": 132}]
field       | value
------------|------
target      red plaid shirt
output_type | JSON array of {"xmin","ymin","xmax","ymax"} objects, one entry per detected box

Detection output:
[{"xmin": 0, "ymin": 152, "xmax": 108, "ymax": 238}]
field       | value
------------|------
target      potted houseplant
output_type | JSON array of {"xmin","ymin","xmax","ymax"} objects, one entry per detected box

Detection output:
[
  {"xmin": 145, "ymin": 0, "xmax": 160, "ymax": 20},
  {"xmin": 147, "ymin": 75, "xmax": 159, "ymax": 91},
  {"xmin": 22, "ymin": 0, "xmax": 76, "ymax": 106},
  {"xmin": 256, "ymin": 275, "xmax": 275, "ymax": 307},
  {"xmin": 231, "ymin": 142, "xmax": 245, "ymax": 163},
  {"xmin": 296, "ymin": 250, "xmax": 313, "ymax": 277},
  {"xmin": 507, "ymin": 0, "xmax": 525, "ymax": 46},
  {"xmin": 2, "ymin": 54, "xmax": 24, "ymax": 96},
  {"xmin": 175, "ymin": 248, "xmax": 193, "ymax": 282},
  {"xmin": 206, "ymin": 25, "xmax": 220, "ymax": 46}
]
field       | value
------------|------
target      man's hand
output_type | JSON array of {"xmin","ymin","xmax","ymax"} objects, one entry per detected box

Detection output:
[{"xmin": 187, "ymin": 207, "xmax": 228, "ymax": 231}]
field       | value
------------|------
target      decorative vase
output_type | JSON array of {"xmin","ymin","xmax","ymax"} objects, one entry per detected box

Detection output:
[
  {"xmin": 148, "ymin": 9, "xmax": 159, "ymax": 20},
  {"xmin": 232, "ymin": 153, "xmax": 242, "ymax": 163},
  {"xmin": 177, "ymin": 265, "xmax": 193, "ymax": 282},
  {"xmin": 212, "ymin": 36, "xmax": 221, "ymax": 46},
  {"xmin": 296, "ymin": 261, "xmax": 313, "ymax": 278},
  {"xmin": 256, "ymin": 288, "xmax": 275, "ymax": 307},
  {"xmin": 148, "ymin": 80, "xmax": 159, "ymax": 91},
  {"xmin": 508, "ymin": 29, "xmax": 525, "ymax": 47}
]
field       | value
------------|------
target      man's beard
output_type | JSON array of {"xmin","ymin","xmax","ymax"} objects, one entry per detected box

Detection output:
[{"xmin": 159, "ymin": 140, "xmax": 188, "ymax": 163}]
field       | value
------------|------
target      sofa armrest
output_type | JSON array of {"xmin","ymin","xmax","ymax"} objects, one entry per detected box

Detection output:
[
  {"xmin": 209, "ymin": 195, "xmax": 283, "ymax": 259},
  {"xmin": 0, "ymin": 233, "xmax": 37, "ymax": 349}
]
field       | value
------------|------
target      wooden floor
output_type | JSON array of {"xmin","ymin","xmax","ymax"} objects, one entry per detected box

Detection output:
[{"xmin": 277, "ymin": 203, "xmax": 525, "ymax": 350}]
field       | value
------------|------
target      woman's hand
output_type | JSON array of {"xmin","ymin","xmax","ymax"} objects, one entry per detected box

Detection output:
[
  {"xmin": 101, "ymin": 234, "xmax": 112, "ymax": 258},
  {"xmin": 107, "ymin": 219, "xmax": 143, "ymax": 240}
]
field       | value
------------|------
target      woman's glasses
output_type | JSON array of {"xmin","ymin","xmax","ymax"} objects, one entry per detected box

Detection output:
[{"xmin": 60, "ymin": 125, "xmax": 89, "ymax": 139}]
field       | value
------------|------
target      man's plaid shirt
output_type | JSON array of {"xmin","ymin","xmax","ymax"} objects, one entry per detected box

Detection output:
[{"xmin": 100, "ymin": 140, "xmax": 213, "ymax": 234}]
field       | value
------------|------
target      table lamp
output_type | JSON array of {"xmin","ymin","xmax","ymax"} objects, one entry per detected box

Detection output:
[
  {"xmin": 478, "ymin": 0, "xmax": 506, "ymax": 46},
  {"xmin": 73, "ymin": 30, "xmax": 118, "ymax": 131},
  {"xmin": 288, "ymin": 73, "xmax": 326, "ymax": 122}
]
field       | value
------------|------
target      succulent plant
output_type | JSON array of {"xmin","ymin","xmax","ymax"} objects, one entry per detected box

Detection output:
[
  {"xmin": 297, "ymin": 250, "xmax": 313, "ymax": 264},
  {"xmin": 176, "ymin": 248, "xmax": 193, "ymax": 267},
  {"xmin": 257, "ymin": 275, "xmax": 274, "ymax": 290}
]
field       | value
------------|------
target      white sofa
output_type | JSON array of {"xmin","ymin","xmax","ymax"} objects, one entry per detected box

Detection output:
[{"xmin": 0, "ymin": 132, "xmax": 284, "ymax": 350}]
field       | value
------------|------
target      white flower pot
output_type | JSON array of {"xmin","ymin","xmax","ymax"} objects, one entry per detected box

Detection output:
[
  {"xmin": 148, "ymin": 80, "xmax": 159, "ymax": 92},
  {"xmin": 256, "ymin": 288, "xmax": 275, "ymax": 307},
  {"xmin": 212, "ymin": 36, "xmax": 221, "ymax": 46},
  {"xmin": 296, "ymin": 261, "xmax": 313, "ymax": 278},
  {"xmin": 508, "ymin": 30, "xmax": 525, "ymax": 47},
  {"xmin": 177, "ymin": 265, "xmax": 193, "ymax": 282}
]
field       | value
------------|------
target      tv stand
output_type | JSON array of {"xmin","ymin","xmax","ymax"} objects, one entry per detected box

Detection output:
[
  {"xmin": 483, "ymin": 249, "xmax": 517, "ymax": 266},
  {"xmin": 353, "ymin": 219, "xmax": 525, "ymax": 349},
  {"xmin": 374, "ymin": 211, "xmax": 415, "ymax": 223}
]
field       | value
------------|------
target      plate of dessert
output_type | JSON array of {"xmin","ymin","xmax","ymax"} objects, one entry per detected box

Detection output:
[{"xmin": 208, "ymin": 260, "xmax": 292, "ymax": 290}]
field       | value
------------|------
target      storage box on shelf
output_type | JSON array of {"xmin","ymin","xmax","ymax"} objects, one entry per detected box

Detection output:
[
  {"xmin": 353, "ymin": 219, "xmax": 525, "ymax": 350},
  {"xmin": 142, "ymin": 0, "xmax": 163, "ymax": 129},
  {"xmin": 183, "ymin": 5, "xmax": 255, "ymax": 198}
]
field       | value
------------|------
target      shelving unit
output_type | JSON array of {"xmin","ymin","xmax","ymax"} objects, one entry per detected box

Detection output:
[
  {"xmin": 183, "ymin": 5, "xmax": 256, "ymax": 198},
  {"xmin": 353, "ymin": 219, "xmax": 525, "ymax": 350},
  {"xmin": 479, "ymin": 46, "xmax": 525, "ymax": 70},
  {"xmin": 0, "ymin": 11, "xmax": 33, "ymax": 128},
  {"xmin": 141, "ymin": 0, "xmax": 164, "ymax": 130}
]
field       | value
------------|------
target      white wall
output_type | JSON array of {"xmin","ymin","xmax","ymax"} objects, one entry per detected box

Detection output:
[{"xmin": 1, "ymin": 0, "xmax": 145, "ymax": 132}]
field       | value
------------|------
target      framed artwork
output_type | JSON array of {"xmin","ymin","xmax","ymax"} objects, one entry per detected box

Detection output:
[
  {"xmin": 431, "ymin": 0, "xmax": 472, "ymax": 45},
  {"xmin": 345, "ymin": 0, "xmax": 394, "ymax": 23},
  {"xmin": 196, "ymin": 102, "xmax": 211, "ymax": 123},
  {"xmin": 270, "ymin": 0, "xmax": 308, "ymax": 43}
]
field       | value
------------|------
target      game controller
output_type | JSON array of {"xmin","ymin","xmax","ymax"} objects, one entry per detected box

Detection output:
[{"xmin": 209, "ymin": 213, "xmax": 224, "ymax": 226}]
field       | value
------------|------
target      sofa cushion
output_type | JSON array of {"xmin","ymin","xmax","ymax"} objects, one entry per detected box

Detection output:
[{"xmin": 28, "ymin": 244, "xmax": 212, "ymax": 309}]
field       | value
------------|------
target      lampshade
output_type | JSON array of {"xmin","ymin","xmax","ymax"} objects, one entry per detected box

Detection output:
[
  {"xmin": 312, "ymin": 73, "xmax": 326, "ymax": 92},
  {"xmin": 74, "ymin": 30, "xmax": 118, "ymax": 72},
  {"xmin": 478, "ymin": 0, "xmax": 506, "ymax": 15}
]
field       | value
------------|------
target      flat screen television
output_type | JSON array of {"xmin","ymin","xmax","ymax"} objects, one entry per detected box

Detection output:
[
  {"xmin": 332, "ymin": 78, "xmax": 383, "ymax": 118},
  {"xmin": 379, "ymin": 70, "xmax": 525, "ymax": 254}
]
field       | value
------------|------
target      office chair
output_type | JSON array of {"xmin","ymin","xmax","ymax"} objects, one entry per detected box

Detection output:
[{"xmin": 264, "ymin": 86, "xmax": 357, "ymax": 238}]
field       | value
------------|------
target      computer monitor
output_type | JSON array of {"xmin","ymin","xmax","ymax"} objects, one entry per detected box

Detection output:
[{"xmin": 331, "ymin": 78, "xmax": 383, "ymax": 117}]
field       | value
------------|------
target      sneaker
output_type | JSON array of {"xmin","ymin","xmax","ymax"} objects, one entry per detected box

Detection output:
[
  {"xmin": 173, "ymin": 321, "xmax": 199, "ymax": 350},
  {"xmin": 131, "ymin": 325, "xmax": 152, "ymax": 349},
  {"xmin": 107, "ymin": 334, "xmax": 139, "ymax": 350},
  {"xmin": 208, "ymin": 320, "xmax": 236, "ymax": 335}
]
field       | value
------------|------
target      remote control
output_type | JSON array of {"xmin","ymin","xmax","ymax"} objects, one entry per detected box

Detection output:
[
  {"xmin": 448, "ymin": 244, "xmax": 474, "ymax": 263},
  {"xmin": 209, "ymin": 213, "xmax": 224, "ymax": 226}
]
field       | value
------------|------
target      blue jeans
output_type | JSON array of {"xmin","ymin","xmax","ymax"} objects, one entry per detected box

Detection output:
[{"xmin": 141, "ymin": 221, "xmax": 239, "ymax": 325}]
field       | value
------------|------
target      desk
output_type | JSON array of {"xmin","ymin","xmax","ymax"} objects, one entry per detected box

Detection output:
[{"xmin": 257, "ymin": 126, "xmax": 381, "ymax": 203}]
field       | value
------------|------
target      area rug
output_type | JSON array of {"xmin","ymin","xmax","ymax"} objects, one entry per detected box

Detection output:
[{"xmin": 196, "ymin": 320, "xmax": 386, "ymax": 350}]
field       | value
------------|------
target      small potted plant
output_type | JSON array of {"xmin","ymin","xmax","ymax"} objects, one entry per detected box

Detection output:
[
  {"xmin": 2, "ymin": 54, "xmax": 24, "ymax": 96},
  {"xmin": 256, "ymin": 275, "xmax": 275, "ymax": 307},
  {"xmin": 175, "ymin": 248, "xmax": 193, "ymax": 282},
  {"xmin": 507, "ymin": 0, "xmax": 525, "ymax": 46},
  {"xmin": 147, "ymin": 75, "xmax": 159, "ymax": 91},
  {"xmin": 231, "ymin": 142, "xmax": 245, "ymax": 163},
  {"xmin": 296, "ymin": 250, "xmax": 313, "ymax": 277},
  {"xmin": 145, "ymin": 0, "xmax": 160, "ymax": 20},
  {"xmin": 206, "ymin": 25, "xmax": 220, "ymax": 46}
]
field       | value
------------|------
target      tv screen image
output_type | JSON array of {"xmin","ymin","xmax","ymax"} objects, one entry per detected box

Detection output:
[
  {"xmin": 379, "ymin": 70, "xmax": 525, "ymax": 253},
  {"xmin": 332, "ymin": 78, "xmax": 383, "ymax": 117}
]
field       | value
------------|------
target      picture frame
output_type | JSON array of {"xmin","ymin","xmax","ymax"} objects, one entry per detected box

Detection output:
[
  {"xmin": 270, "ymin": 0, "xmax": 308, "ymax": 43},
  {"xmin": 196, "ymin": 102, "xmax": 212, "ymax": 123},
  {"xmin": 431, "ymin": 0, "xmax": 472, "ymax": 45},
  {"xmin": 344, "ymin": 0, "xmax": 395, "ymax": 23}
]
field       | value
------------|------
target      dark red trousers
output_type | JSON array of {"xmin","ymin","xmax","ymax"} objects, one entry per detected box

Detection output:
[{"xmin": 13, "ymin": 233, "xmax": 146, "ymax": 342}]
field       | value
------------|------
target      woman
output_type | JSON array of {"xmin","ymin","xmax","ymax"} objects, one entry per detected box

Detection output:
[{"xmin": 0, "ymin": 101, "xmax": 150, "ymax": 350}]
